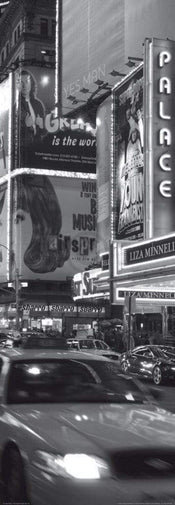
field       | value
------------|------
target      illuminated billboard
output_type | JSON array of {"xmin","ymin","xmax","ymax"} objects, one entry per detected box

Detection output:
[
  {"xmin": 13, "ymin": 66, "xmax": 96, "ymax": 173},
  {"xmin": 12, "ymin": 174, "xmax": 97, "ymax": 281},
  {"xmin": 113, "ymin": 65, "xmax": 144, "ymax": 240},
  {"xmin": 0, "ymin": 78, "xmax": 10, "ymax": 176},
  {"xmin": 144, "ymin": 38, "xmax": 175, "ymax": 238},
  {"xmin": 96, "ymin": 95, "xmax": 111, "ymax": 255},
  {"xmin": 73, "ymin": 268, "xmax": 102, "ymax": 300}
]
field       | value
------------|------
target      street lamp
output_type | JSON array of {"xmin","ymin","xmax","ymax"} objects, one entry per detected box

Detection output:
[
  {"xmin": 8, "ymin": 268, "xmax": 20, "ymax": 331},
  {"xmin": 0, "ymin": 243, "xmax": 27, "ymax": 331}
]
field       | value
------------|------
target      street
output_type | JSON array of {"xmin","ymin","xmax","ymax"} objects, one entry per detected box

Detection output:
[
  {"xmin": 153, "ymin": 382, "xmax": 175, "ymax": 414},
  {"xmin": 0, "ymin": 382, "xmax": 174, "ymax": 505}
]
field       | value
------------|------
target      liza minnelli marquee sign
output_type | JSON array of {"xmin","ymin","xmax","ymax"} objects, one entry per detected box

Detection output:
[
  {"xmin": 124, "ymin": 235, "xmax": 175, "ymax": 266},
  {"xmin": 144, "ymin": 38, "xmax": 175, "ymax": 238}
]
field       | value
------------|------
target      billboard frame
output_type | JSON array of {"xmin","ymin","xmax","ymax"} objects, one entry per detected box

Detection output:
[{"xmin": 111, "ymin": 62, "xmax": 144, "ymax": 242}]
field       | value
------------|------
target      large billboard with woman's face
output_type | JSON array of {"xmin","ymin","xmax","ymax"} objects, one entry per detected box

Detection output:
[
  {"xmin": 113, "ymin": 65, "xmax": 144, "ymax": 240},
  {"xmin": 12, "ymin": 174, "xmax": 97, "ymax": 281},
  {"xmin": 13, "ymin": 66, "xmax": 96, "ymax": 173}
]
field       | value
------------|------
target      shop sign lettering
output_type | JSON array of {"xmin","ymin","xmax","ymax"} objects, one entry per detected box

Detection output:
[
  {"xmin": 73, "ymin": 271, "xmax": 99, "ymax": 298},
  {"xmin": 119, "ymin": 290, "xmax": 175, "ymax": 300},
  {"xmin": 21, "ymin": 303, "xmax": 104, "ymax": 314},
  {"xmin": 125, "ymin": 235, "xmax": 175, "ymax": 265}
]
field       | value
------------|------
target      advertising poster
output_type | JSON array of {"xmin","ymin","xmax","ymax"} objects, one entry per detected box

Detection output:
[
  {"xmin": 0, "ymin": 182, "xmax": 8, "ymax": 282},
  {"xmin": 13, "ymin": 66, "xmax": 96, "ymax": 173},
  {"xmin": 96, "ymin": 95, "xmax": 111, "ymax": 255},
  {"xmin": 12, "ymin": 174, "xmax": 97, "ymax": 281},
  {"xmin": 0, "ymin": 78, "xmax": 10, "ymax": 177},
  {"xmin": 113, "ymin": 66, "xmax": 144, "ymax": 240}
]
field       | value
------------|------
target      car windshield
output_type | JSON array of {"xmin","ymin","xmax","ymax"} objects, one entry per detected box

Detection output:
[
  {"xmin": 6, "ymin": 359, "xmax": 151, "ymax": 405},
  {"xmin": 152, "ymin": 346, "xmax": 175, "ymax": 358},
  {"xmin": 79, "ymin": 340, "xmax": 95, "ymax": 349}
]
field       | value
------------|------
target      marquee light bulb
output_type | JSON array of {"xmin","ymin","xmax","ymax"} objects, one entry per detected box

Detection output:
[
  {"xmin": 96, "ymin": 117, "xmax": 101, "ymax": 127},
  {"xmin": 77, "ymin": 118, "xmax": 84, "ymax": 125},
  {"xmin": 41, "ymin": 75, "xmax": 49, "ymax": 87}
]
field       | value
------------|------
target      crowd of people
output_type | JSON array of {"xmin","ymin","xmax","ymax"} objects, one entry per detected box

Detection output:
[{"xmin": 93, "ymin": 327, "xmax": 167, "ymax": 353}]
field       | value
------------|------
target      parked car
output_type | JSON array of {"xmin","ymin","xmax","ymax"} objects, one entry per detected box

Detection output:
[
  {"xmin": 1, "ymin": 346, "xmax": 175, "ymax": 504},
  {"xmin": 67, "ymin": 338, "xmax": 120, "ymax": 360},
  {"xmin": 2, "ymin": 331, "xmax": 22, "ymax": 348},
  {"xmin": 159, "ymin": 345, "xmax": 175, "ymax": 356},
  {"xmin": 120, "ymin": 344, "xmax": 175, "ymax": 385}
]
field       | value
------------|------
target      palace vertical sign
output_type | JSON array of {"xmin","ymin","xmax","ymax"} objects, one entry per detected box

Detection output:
[{"xmin": 144, "ymin": 38, "xmax": 175, "ymax": 238}]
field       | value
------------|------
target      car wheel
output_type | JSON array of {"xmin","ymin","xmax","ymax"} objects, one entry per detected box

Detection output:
[
  {"xmin": 4, "ymin": 447, "xmax": 28, "ymax": 503},
  {"xmin": 121, "ymin": 360, "xmax": 128, "ymax": 373},
  {"xmin": 153, "ymin": 366, "xmax": 162, "ymax": 385}
]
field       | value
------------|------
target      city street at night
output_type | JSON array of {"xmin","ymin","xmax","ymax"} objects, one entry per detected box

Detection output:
[{"xmin": 1, "ymin": 0, "xmax": 175, "ymax": 504}]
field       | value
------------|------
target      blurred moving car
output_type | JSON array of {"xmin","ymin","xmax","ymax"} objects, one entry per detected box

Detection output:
[
  {"xmin": 0, "ymin": 332, "xmax": 8, "ymax": 347},
  {"xmin": 120, "ymin": 344, "xmax": 175, "ymax": 385},
  {"xmin": 67, "ymin": 338, "xmax": 120, "ymax": 360},
  {"xmin": 2, "ymin": 346, "xmax": 175, "ymax": 504},
  {"xmin": 21, "ymin": 333, "xmax": 68, "ymax": 350},
  {"xmin": 3, "ymin": 332, "xmax": 68, "ymax": 350}
]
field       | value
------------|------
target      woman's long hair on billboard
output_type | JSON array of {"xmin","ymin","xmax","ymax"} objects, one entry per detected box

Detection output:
[{"xmin": 15, "ymin": 175, "xmax": 70, "ymax": 273}]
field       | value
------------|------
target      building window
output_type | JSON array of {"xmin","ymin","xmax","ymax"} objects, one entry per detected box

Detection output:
[
  {"xmin": 1, "ymin": 49, "xmax": 5, "ymax": 63},
  {"xmin": 17, "ymin": 24, "xmax": 21, "ymax": 39},
  {"xmin": 13, "ymin": 23, "xmax": 21, "ymax": 46},
  {"xmin": 40, "ymin": 18, "xmax": 48, "ymax": 38},
  {"xmin": 6, "ymin": 41, "xmax": 9, "ymax": 57}
]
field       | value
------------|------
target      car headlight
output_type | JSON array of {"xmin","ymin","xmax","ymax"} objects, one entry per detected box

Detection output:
[{"xmin": 33, "ymin": 451, "xmax": 110, "ymax": 479}]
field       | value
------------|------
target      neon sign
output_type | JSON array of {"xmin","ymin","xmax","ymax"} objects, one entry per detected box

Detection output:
[
  {"xmin": 158, "ymin": 50, "xmax": 172, "ymax": 198},
  {"xmin": 145, "ymin": 38, "xmax": 175, "ymax": 238}
]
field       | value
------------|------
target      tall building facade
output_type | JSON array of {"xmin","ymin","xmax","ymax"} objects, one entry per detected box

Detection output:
[
  {"xmin": 1, "ymin": 0, "xmax": 175, "ymax": 338},
  {"xmin": 69, "ymin": 1, "xmax": 175, "ymax": 343},
  {"xmin": 0, "ymin": 0, "xmax": 100, "ymax": 335}
]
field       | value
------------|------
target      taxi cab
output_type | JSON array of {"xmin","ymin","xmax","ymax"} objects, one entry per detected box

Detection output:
[
  {"xmin": 67, "ymin": 338, "xmax": 120, "ymax": 360},
  {"xmin": 1, "ymin": 341, "xmax": 175, "ymax": 505}
]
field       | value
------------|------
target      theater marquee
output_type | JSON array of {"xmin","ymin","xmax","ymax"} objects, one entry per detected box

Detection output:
[
  {"xmin": 112, "ymin": 233, "xmax": 175, "ymax": 281},
  {"xmin": 125, "ymin": 235, "xmax": 175, "ymax": 266},
  {"xmin": 144, "ymin": 38, "xmax": 175, "ymax": 239}
]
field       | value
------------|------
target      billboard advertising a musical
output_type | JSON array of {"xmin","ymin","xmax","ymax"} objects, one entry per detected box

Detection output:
[
  {"xmin": 13, "ymin": 66, "xmax": 96, "ymax": 173},
  {"xmin": 144, "ymin": 38, "xmax": 175, "ymax": 239},
  {"xmin": 12, "ymin": 174, "xmax": 97, "ymax": 281},
  {"xmin": 113, "ymin": 65, "xmax": 144, "ymax": 240}
]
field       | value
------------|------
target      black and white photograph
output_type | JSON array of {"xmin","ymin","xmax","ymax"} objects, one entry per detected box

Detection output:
[{"xmin": 1, "ymin": 1, "xmax": 175, "ymax": 504}]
